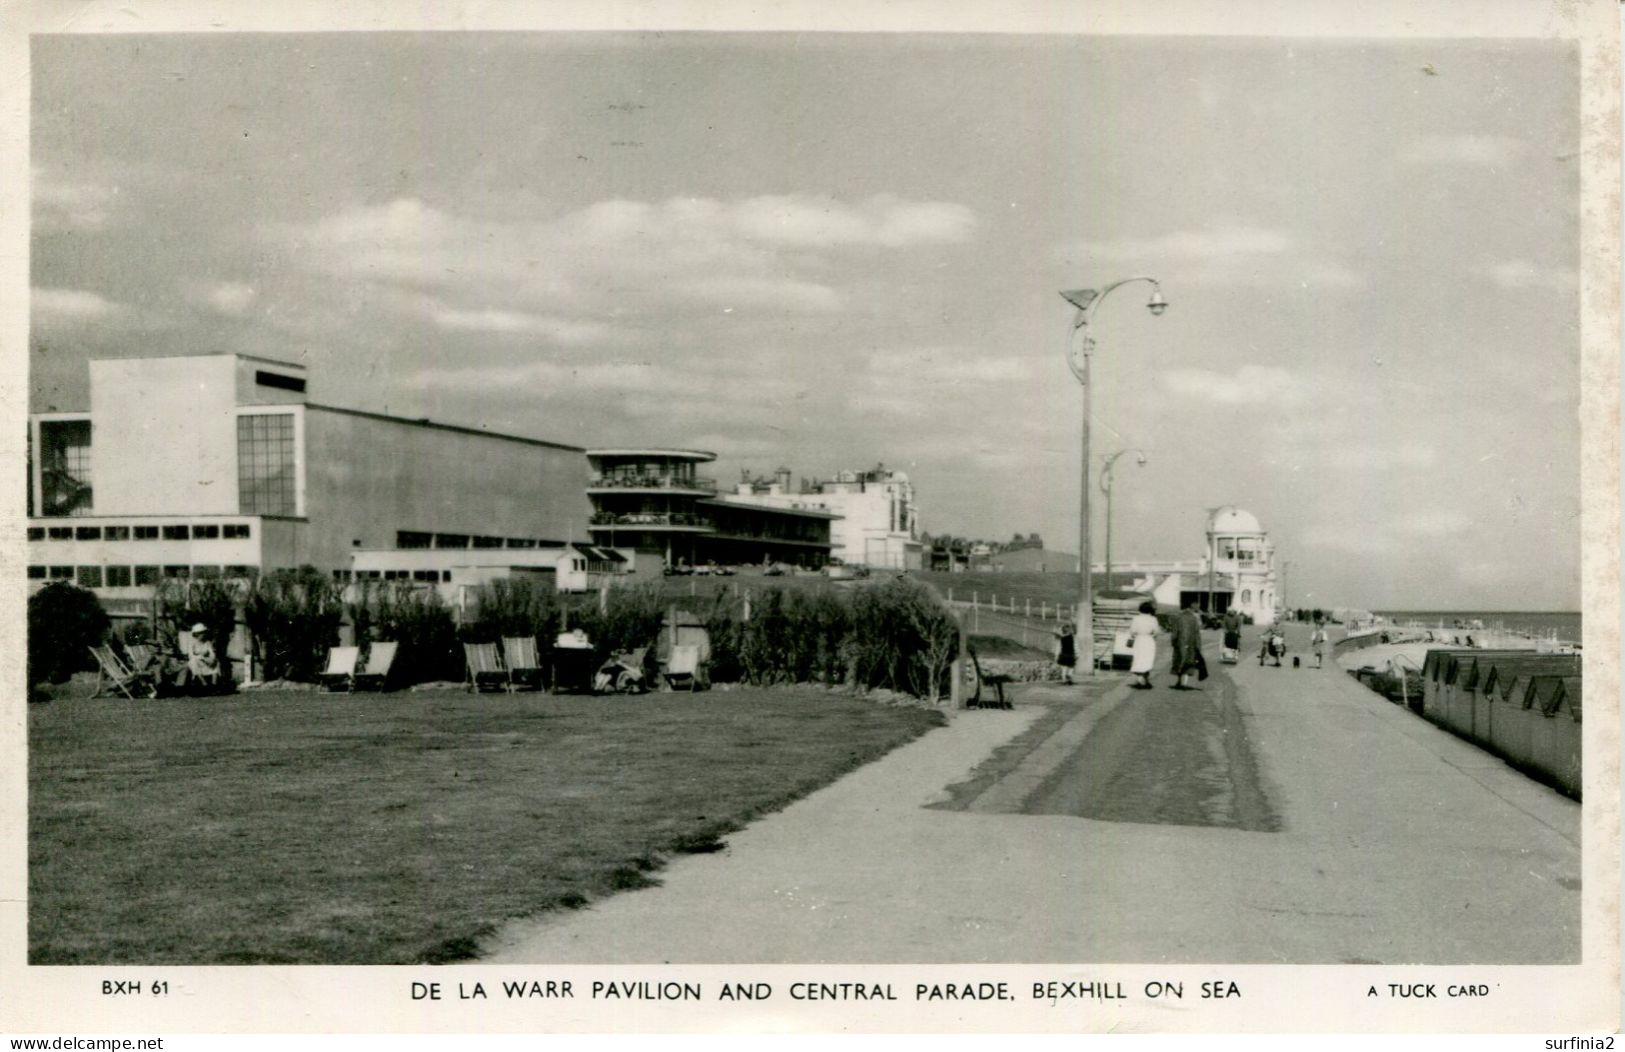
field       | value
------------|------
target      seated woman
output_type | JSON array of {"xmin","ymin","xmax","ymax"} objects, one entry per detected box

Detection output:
[{"xmin": 183, "ymin": 622, "xmax": 222, "ymax": 692}]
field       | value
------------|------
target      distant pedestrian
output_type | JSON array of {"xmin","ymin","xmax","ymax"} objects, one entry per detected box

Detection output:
[
  {"xmin": 1129, "ymin": 600, "xmax": 1159, "ymax": 689},
  {"xmin": 1311, "ymin": 623, "xmax": 1328, "ymax": 668},
  {"xmin": 1170, "ymin": 602, "xmax": 1206, "ymax": 689},
  {"xmin": 1221, "ymin": 608, "xmax": 1242, "ymax": 664},
  {"xmin": 1054, "ymin": 623, "xmax": 1077, "ymax": 685}
]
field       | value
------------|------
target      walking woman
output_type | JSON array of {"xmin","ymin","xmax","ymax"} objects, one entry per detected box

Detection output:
[
  {"xmin": 1055, "ymin": 622, "xmax": 1077, "ymax": 684},
  {"xmin": 1170, "ymin": 602, "xmax": 1207, "ymax": 689},
  {"xmin": 1129, "ymin": 600, "xmax": 1159, "ymax": 689}
]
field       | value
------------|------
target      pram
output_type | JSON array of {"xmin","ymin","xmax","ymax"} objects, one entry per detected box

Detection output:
[
  {"xmin": 1221, "ymin": 627, "xmax": 1241, "ymax": 665},
  {"xmin": 593, "ymin": 647, "xmax": 648, "ymax": 694}
]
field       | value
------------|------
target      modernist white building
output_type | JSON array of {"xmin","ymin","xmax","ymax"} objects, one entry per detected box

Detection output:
[
  {"xmin": 1108, "ymin": 506, "xmax": 1281, "ymax": 625},
  {"xmin": 727, "ymin": 464, "xmax": 923, "ymax": 570},
  {"xmin": 27, "ymin": 353, "xmax": 601, "ymax": 611}
]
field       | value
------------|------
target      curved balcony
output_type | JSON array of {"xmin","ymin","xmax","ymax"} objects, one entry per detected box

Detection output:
[
  {"xmin": 589, "ymin": 512, "xmax": 715, "ymax": 533},
  {"xmin": 587, "ymin": 473, "xmax": 718, "ymax": 495}
]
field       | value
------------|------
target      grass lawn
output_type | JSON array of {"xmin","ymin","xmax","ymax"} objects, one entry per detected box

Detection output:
[{"xmin": 29, "ymin": 687, "xmax": 942, "ymax": 964}]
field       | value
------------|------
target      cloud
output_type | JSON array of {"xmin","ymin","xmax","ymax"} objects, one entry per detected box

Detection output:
[
  {"xmin": 677, "ymin": 275, "xmax": 842, "ymax": 312},
  {"xmin": 32, "ymin": 286, "xmax": 122, "ymax": 321},
  {"xmin": 431, "ymin": 307, "xmax": 613, "ymax": 343},
  {"xmin": 33, "ymin": 169, "xmax": 118, "ymax": 231},
  {"xmin": 730, "ymin": 195, "xmax": 975, "ymax": 247},
  {"xmin": 206, "ymin": 281, "xmax": 257, "ymax": 316},
  {"xmin": 1160, "ymin": 364, "xmax": 1304, "ymax": 405},
  {"xmin": 1471, "ymin": 259, "xmax": 1576, "ymax": 292},
  {"xmin": 1062, "ymin": 225, "xmax": 1364, "ymax": 291},
  {"xmin": 1068, "ymin": 224, "xmax": 1292, "ymax": 263},
  {"xmin": 280, "ymin": 194, "xmax": 974, "ymax": 328},
  {"xmin": 1399, "ymin": 135, "xmax": 1523, "ymax": 167}
]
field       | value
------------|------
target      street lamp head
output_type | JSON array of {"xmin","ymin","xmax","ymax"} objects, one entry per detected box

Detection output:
[
  {"xmin": 1060, "ymin": 288, "xmax": 1100, "ymax": 312},
  {"xmin": 1135, "ymin": 451, "xmax": 1149, "ymax": 466},
  {"xmin": 1146, "ymin": 286, "xmax": 1169, "ymax": 317}
]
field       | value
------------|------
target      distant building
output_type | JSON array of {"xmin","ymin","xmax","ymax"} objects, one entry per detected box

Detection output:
[
  {"xmin": 586, "ymin": 450, "xmax": 837, "ymax": 569},
  {"xmin": 728, "ymin": 463, "xmax": 923, "ymax": 570},
  {"xmin": 970, "ymin": 506, "xmax": 1282, "ymax": 624},
  {"xmin": 27, "ymin": 353, "xmax": 596, "ymax": 611}
]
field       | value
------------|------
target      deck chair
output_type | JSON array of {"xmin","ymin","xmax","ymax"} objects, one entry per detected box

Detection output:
[
  {"xmin": 123, "ymin": 644, "xmax": 158, "ymax": 674},
  {"xmin": 501, "ymin": 636, "xmax": 545, "ymax": 692},
  {"xmin": 464, "ymin": 642, "xmax": 509, "ymax": 693},
  {"xmin": 319, "ymin": 645, "xmax": 361, "ymax": 692},
  {"xmin": 88, "ymin": 645, "xmax": 157, "ymax": 700},
  {"xmin": 354, "ymin": 641, "xmax": 398, "ymax": 692},
  {"xmin": 664, "ymin": 644, "xmax": 700, "ymax": 692}
]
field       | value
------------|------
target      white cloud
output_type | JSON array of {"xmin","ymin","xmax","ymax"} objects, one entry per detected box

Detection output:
[
  {"xmin": 431, "ymin": 307, "xmax": 613, "ymax": 344},
  {"xmin": 1471, "ymin": 259, "xmax": 1576, "ymax": 292},
  {"xmin": 282, "ymin": 194, "xmax": 974, "ymax": 329},
  {"xmin": 1160, "ymin": 364, "xmax": 1304, "ymax": 405},
  {"xmin": 207, "ymin": 281, "xmax": 257, "ymax": 316},
  {"xmin": 33, "ymin": 169, "xmax": 118, "ymax": 231},
  {"xmin": 730, "ymin": 195, "xmax": 975, "ymax": 248},
  {"xmin": 32, "ymin": 286, "xmax": 121, "ymax": 320},
  {"xmin": 677, "ymin": 275, "xmax": 842, "ymax": 312},
  {"xmin": 1069, "ymin": 224, "xmax": 1292, "ymax": 263},
  {"xmin": 1399, "ymin": 134, "xmax": 1523, "ymax": 167}
]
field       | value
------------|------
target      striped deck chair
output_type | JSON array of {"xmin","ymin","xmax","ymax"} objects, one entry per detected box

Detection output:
[
  {"xmin": 88, "ymin": 645, "xmax": 157, "ymax": 700},
  {"xmin": 319, "ymin": 645, "xmax": 361, "ymax": 692},
  {"xmin": 501, "ymin": 636, "xmax": 544, "ymax": 692},
  {"xmin": 464, "ymin": 642, "xmax": 509, "ymax": 693},
  {"xmin": 354, "ymin": 641, "xmax": 398, "ymax": 692},
  {"xmin": 124, "ymin": 644, "xmax": 158, "ymax": 675}
]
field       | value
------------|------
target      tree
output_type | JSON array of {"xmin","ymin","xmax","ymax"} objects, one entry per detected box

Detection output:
[{"xmin": 28, "ymin": 582, "xmax": 109, "ymax": 686}]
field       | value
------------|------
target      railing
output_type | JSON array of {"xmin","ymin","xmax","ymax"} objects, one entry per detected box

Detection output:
[
  {"xmin": 588, "ymin": 474, "xmax": 717, "ymax": 492},
  {"xmin": 589, "ymin": 512, "xmax": 710, "ymax": 528}
]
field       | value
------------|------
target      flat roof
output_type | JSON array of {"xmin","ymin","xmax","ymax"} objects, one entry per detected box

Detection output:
[
  {"xmin": 307, "ymin": 403, "xmax": 584, "ymax": 453},
  {"xmin": 89, "ymin": 351, "xmax": 307, "ymax": 371},
  {"xmin": 701, "ymin": 497, "xmax": 841, "ymax": 520},
  {"xmin": 587, "ymin": 448, "xmax": 718, "ymax": 462}
]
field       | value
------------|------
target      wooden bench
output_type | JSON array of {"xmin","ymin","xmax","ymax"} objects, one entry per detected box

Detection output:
[{"xmin": 970, "ymin": 671, "xmax": 1014, "ymax": 710}]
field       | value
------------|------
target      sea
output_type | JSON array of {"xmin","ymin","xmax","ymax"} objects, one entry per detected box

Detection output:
[{"xmin": 1373, "ymin": 610, "xmax": 1582, "ymax": 644}]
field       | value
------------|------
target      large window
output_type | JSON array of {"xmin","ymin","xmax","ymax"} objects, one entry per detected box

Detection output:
[
  {"xmin": 39, "ymin": 419, "xmax": 92, "ymax": 516},
  {"xmin": 237, "ymin": 413, "xmax": 297, "ymax": 516}
]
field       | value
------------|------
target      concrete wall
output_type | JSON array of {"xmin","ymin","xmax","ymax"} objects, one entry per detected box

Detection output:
[
  {"xmin": 89, "ymin": 356, "xmax": 242, "ymax": 515},
  {"xmin": 301, "ymin": 406, "xmax": 592, "ymax": 570}
]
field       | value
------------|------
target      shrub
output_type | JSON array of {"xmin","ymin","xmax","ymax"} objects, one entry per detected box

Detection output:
[
  {"xmin": 351, "ymin": 581, "xmax": 460, "ymax": 686},
  {"xmin": 245, "ymin": 567, "xmax": 344, "ymax": 683},
  {"xmin": 28, "ymin": 582, "xmax": 109, "ymax": 685},
  {"xmin": 464, "ymin": 576, "xmax": 560, "ymax": 645}
]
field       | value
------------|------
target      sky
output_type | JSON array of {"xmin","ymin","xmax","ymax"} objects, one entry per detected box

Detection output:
[{"xmin": 29, "ymin": 31, "xmax": 1583, "ymax": 611}]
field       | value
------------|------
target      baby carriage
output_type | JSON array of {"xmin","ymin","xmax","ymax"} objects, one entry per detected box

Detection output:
[
  {"xmin": 593, "ymin": 648, "xmax": 648, "ymax": 694},
  {"xmin": 1221, "ymin": 626, "xmax": 1242, "ymax": 665}
]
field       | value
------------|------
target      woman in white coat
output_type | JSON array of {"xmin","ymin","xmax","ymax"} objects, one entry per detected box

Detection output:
[{"xmin": 1129, "ymin": 600, "xmax": 1159, "ymax": 689}]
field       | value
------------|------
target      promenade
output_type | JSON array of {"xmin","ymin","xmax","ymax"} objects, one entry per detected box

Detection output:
[{"xmin": 480, "ymin": 624, "xmax": 1580, "ymax": 964}]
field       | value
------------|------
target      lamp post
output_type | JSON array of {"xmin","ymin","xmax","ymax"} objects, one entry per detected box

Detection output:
[
  {"xmin": 1100, "ymin": 448, "xmax": 1148, "ymax": 593},
  {"xmin": 1061, "ymin": 278, "xmax": 1167, "ymax": 674}
]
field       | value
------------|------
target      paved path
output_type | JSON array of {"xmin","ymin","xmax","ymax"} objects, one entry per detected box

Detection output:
[{"xmin": 480, "ymin": 627, "xmax": 1580, "ymax": 964}]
